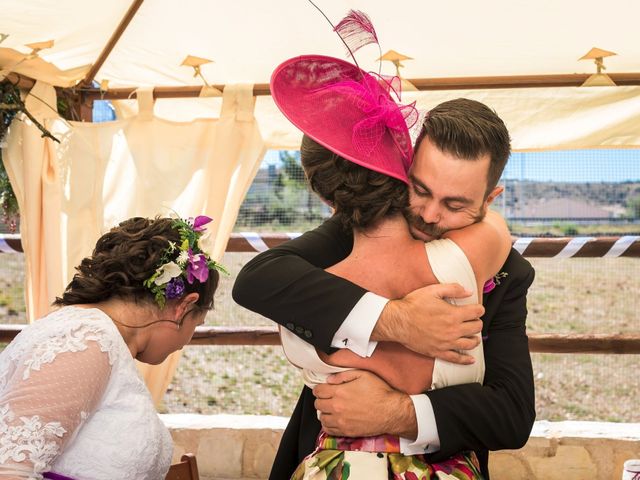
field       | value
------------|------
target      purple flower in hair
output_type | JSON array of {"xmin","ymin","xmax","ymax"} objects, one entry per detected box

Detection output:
[
  {"xmin": 192, "ymin": 215, "xmax": 213, "ymax": 232},
  {"xmin": 165, "ymin": 277, "xmax": 186, "ymax": 299},
  {"xmin": 186, "ymin": 250, "xmax": 210, "ymax": 284}
]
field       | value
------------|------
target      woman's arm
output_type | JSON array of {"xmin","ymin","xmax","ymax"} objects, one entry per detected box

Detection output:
[
  {"xmin": 0, "ymin": 342, "xmax": 111, "ymax": 478},
  {"xmin": 443, "ymin": 209, "xmax": 512, "ymax": 293}
]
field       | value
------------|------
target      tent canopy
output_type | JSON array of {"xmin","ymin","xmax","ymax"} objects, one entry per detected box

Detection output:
[
  {"xmin": 2, "ymin": 0, "xmax": 640, "ymax": 88},
  {"xmin": 2, "ymin": 0, "xmax": 640, "ymax": 151}
]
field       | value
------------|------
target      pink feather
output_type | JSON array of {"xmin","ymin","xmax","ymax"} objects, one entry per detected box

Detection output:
[{"xmin": 334, "ymin": 10, "xmax": 379, "ymax": 55}]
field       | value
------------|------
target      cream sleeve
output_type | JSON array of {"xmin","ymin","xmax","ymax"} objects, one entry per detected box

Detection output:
[
  {"xmin": 0, "ymin": 341, "xmax": 112, "ymax": 479},
  {"xmin": 425, "ymin": 238, "xmax": 485, "ymax": 389}
]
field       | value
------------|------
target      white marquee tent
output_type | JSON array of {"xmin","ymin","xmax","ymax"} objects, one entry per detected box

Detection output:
[
  {"xmin": 3, "ymin": 0, "xmax": 640, "ymax": 149},
  {"xmin": 2, "ymin": 0, "xmax": 640, "ymax": 401}
]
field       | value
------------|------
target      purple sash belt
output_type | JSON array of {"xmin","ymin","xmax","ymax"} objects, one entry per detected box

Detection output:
[{"xmin": 43, "ymin": 472, "xmax": 76, "ymax": 480}]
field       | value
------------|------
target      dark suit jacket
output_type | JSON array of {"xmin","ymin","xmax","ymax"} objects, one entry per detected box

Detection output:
[{"xmin": 232, "ymin": 215, "xmax": 536, "ymax": 479}]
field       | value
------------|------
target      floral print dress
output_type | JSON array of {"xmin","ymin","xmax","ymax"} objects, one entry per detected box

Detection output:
[{"xmin": 292, "ymin": 431, "xmax": 483, "ymax": 480}]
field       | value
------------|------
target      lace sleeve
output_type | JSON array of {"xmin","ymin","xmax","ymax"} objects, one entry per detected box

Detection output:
[{"xmin": 0, "ymin": 340, "xmax": 112, "ymax": 478}]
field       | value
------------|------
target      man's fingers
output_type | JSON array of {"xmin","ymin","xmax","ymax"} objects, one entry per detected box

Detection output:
[
  {"xmin": 327, "ymin": 369, "xmax": 362, "ymax": 385},
  {"xmin": 460, "ymin": 318, "xmax": 483, "ymax": 336},
  {"xmin": 455, "ymin": 304, "xmax": 485, "ymax": 321},
  {"xmin": 453, "ymin": 336, "xmax": 481, "ymax": 351},
  {"xmin": 314, "ymin": 398, "xmax": 332, "ymax": 413},
  {"xmin": 438, "ymin": 350, "xmax": 476, "ymax": 365},
  {"xmin": 430, "ymin": 283, "xmax": 473, "ymax": 300},
  {"xmin": 312, "ymin": 383, "xmax": 333, "ymax": 399}
]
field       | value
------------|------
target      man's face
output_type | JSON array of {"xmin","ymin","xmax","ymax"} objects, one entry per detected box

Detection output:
[{"xmin": 406, "ymin": 136, "xmax": 501, "ymax": 241}]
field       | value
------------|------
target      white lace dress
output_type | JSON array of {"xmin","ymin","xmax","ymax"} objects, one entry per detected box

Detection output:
[{"xmin": 0, "ymin": 306, "xmax": 173, "ymax": 480}]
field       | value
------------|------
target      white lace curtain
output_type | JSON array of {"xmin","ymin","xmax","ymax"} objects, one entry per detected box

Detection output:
[{"xmin": 2, "ymin": 81, "xmax": 266, "ymax": 402}]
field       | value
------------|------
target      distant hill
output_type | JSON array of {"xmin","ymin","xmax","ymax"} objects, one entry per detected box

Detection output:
[{"xmin": 500, "ymin": 180, "xmax": 640, "ymax": 212}]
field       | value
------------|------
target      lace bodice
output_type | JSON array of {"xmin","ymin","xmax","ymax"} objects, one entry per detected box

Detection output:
[{"xmin": 0, "ymin": 306, "xmax": 172, "ymax": 480}]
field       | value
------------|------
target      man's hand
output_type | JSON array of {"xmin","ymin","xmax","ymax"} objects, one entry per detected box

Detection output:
[
  {"xmin": 372, "ymin": 283, "xmax": 484, "ymax": 364},
  {"xmin": 313, "ymin": 370, "xmax": 417, "ymax": 438}
]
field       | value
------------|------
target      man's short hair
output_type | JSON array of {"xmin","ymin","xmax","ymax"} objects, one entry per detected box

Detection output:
[{"xmin": 416, "ymin": 98, "xmax": 511, "ymax": 196}]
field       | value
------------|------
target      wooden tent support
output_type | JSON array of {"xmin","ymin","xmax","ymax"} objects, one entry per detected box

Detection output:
[
  {"xmin": 7, "ymin": 72, "xmax": 640, "ymax": 105},
  {"xmin": 82, "ymin": 0, "xmax": 146, "ymax": 86},
  {"xmin": 0, "ymin": 325, "xmax": 639, "ymax": 353},
  {"xmin": 78, "ymin": 72, "xmax": 640, "ymax": 101}
]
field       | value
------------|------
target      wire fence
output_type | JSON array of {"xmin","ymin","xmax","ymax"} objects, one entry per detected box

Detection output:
[{"xmin": 1, "ymin": 148, "xmax": 639, "ymax": 421}]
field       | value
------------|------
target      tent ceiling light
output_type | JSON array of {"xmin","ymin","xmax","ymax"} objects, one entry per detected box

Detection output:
[
  {"xmin": 378, "ymin": 49, "xmax": 412, "ymax": 76},
  {"xmin": 180, "ymin": 55, "xmax": 213, "ymax": 69},
  {"xmin": 180, "ymin": 54, "xmax": 214, "ymax": 86},
  {"xmin": 180, "ymin": 55, "xmax": 221, "ymax": 96},
  {"xmin": 579, "ymin": 47, "xmax": 617, "ymax": 87},
  {"xmin": 25, "ymin": 40, "xmax": 54, "ymax": 58},
  {"xmin": 378, "ymin": 49, "xmax": 417, "ymax": 91}
]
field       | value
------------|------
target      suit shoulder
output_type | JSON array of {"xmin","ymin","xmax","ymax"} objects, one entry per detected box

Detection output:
[{"xmin": 501, "ymin": 248, "xmax": 535, "ymax": 287}]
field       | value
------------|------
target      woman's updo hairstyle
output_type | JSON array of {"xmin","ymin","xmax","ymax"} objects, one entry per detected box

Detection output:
[
  {"xmin": 300, "ymin": 134, "xmax": 409, "ymax": 231},
  {"xmin": 54, "ymin": 217, "xmax": 219, "ymax": 310}
]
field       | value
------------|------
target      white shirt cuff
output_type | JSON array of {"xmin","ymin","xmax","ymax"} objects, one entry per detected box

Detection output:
[
  {"xmin": 330, "ymin": 292, "xmax": 388, "ymax": 357},
  {"xmin": 399, "ymin": 394, "xmax": 441, "ymax": 455}
]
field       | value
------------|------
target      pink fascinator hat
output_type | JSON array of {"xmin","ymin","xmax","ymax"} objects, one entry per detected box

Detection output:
[{"xmin": 270, "ymin": 12, "xmax": 418, "ymax": 183}]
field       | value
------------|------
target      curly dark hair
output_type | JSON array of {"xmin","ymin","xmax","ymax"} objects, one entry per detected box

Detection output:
[
  {"xmin": 300, "ymin": 135, "xmax": 409, "ymax": 231},
  {"xmin": 53, "ymin": 217, "xmax": 219, "ymax": 310}
]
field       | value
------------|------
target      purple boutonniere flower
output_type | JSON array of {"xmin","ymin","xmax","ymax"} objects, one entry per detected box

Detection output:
[
  {"xmin": 483, "ymin": 278, "xmax": 496, "ymax": 294},
  {"xmin": 484, "ymin": 271, "xmax": 509, "ymax": 294},
  {"xmin": 192, "ymin": 215, "xmax": 213, "ymax": 232},
  {"xmin": 186, "ymin": 250, "xmax": 210, "ymax": 284}
]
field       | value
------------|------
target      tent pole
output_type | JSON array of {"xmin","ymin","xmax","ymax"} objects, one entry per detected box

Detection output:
[
  {"xmin": 7, "ymin": 71, "xmax": 640, "ymax": 100},
  {"xmin": 79, "ymin": 72, "xmax": 640, "ymax": 101},
  {"xmin": 81, "ymin": 0, "xmax": 145, "ymax": 86}
]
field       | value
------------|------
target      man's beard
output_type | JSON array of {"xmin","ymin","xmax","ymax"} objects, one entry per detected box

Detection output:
[{"xmin": 403, "ymin": 206, "xmax": 487, "ymax": 240}]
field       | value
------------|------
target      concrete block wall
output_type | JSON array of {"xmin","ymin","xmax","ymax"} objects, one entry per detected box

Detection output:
[{"xmin": 161, "ymin": 415, "xmax": 640, "ymax": 480}]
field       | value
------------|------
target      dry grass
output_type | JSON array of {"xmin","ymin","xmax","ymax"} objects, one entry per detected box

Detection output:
[
  {"xmin": 164, "ymin": 253, "xmax": 640, "ymax": 422},
  {"xmin": 2, "ymin": 251, "xmax": 638, "ymax": 422}
]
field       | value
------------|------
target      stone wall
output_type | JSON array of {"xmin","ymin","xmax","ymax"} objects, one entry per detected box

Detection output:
[{"xmin": 161, "ymin": 414, "xmax": 640, "ymax": 480}]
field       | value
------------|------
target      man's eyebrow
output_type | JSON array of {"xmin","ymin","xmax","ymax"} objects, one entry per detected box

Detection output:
[{"xmin": 444, "ymin": 196, "xmax": 474, "ymax": 205}]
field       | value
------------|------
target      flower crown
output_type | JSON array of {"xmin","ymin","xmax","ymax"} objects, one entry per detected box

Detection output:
[{"xmin": 143, "ymin": 215, "xmax": 228, "ymax": 308}]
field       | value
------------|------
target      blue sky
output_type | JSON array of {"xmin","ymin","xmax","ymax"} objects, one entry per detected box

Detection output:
[
  {"xmin": 263, "ymin": 149, "xmax": 640, "ymax": 183},
  {"xmin": 503, "ymin": 150, "xmax": 640, "ymax": 183}
]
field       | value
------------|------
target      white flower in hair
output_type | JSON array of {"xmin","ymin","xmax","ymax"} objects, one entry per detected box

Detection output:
[
  {"xmin": 176, "ymin": 250, "xmax": 189, "ymax": 266},
  {"xmin": 153, "ymin": 262, "xmax": 182, "ymax": 285}
]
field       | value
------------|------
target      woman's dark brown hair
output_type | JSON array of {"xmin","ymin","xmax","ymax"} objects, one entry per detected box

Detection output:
[
  {"xmin": 54, "ymin": 217, "xmax": 219, "ymax": 310},
  {"xmin": 300, "ymin": 135, "xmax": 409, "ymax": 231}
]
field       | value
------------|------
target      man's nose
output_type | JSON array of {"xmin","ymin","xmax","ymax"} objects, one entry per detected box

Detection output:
[{"xmin": 421, "ymin": 202, "xmax": 441, "ymax": 224}]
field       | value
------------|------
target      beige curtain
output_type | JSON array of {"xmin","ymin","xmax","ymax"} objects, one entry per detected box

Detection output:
[
  {"xmin": 2, "ymin": 82, "xmax": 266, "ymax": 404},
  {"xmin": 2, "ymin": 82, "xmax": 66, "ymax": 319}
]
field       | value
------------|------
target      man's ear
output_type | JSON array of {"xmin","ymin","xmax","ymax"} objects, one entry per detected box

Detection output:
[
  {"xmin": 485, "ymin": 185, "xmax": 504, "ymax": 206},
  {"xmin": 175, "ymin": 293, "xmax": 199, "ymax": 321}
]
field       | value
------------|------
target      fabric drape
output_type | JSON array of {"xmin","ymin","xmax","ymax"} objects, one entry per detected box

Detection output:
[{"xmin": 2, "ymin": 81, "xmax": 266, "ymax": 403}]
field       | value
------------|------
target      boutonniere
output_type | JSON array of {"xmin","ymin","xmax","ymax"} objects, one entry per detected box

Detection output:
[{"xmin": 483, "ymin": 271, "xmax": 509, "ymax": 294}]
